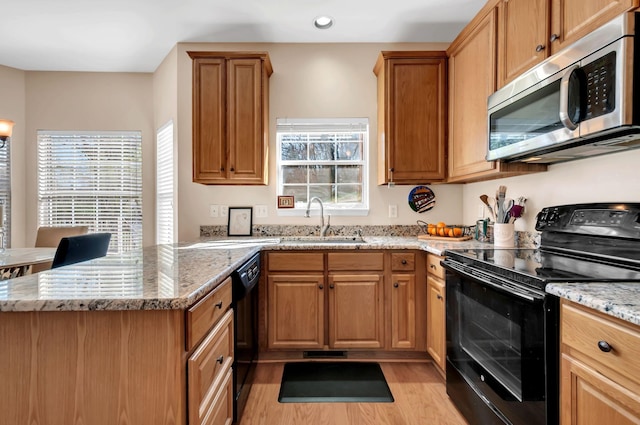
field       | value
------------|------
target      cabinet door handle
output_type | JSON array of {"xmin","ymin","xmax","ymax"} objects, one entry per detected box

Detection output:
[
  {"xmin": 230, "ymin": 167, "xmax": 235, "ymax": 172},
  {"xmin": 393, "ymin": 282, "xmax": 399, "ymax": 288},
  {"xmin": 216, "ymin": 355, "xmax": 224, "ymax": 364},
  {"xmin": 319, "ymin": 284, "xmax": 323, "ymax": 290},
  {"xmin": 535, "ymin": 44, "xmax": 545, "ymax": 52},
  {"xmin": 597, "ymin": 340, "xmax": 612, "ymax": 353},
  {"xmin": 329, "ymin": 284, "xmax": 334, "ymax": 289},
  {"xmin": 550, "ymin": 33, "xmax": 559, "ymax": 43},
  {"xmin": 429, "ymin": 264, "xmax": 436, "ymax": 269},
  {"xmin": 215, "ymin": 301, "xmax": 223, "ymax": 309},
  {"xmin": 220, "ymin": 167, "xmax": 225, "ymax": 172},
  {"xmin": 401, "ymin": 259, "xmax": 407, "ymax": 265}
]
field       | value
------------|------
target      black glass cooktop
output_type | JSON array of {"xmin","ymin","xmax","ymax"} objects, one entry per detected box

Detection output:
[{"xmin": 445, "ymin": 248, "xmax": 640, "ymax": 289}]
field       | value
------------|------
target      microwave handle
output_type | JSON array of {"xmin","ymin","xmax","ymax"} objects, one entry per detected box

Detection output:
[{"xmin": 559, "ymin": 64, "xmax": 579, "ymax": 131}]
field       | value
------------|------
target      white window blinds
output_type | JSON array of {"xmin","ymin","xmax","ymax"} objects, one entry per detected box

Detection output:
[
  {"xmin": 0, "ymin": 140, "xmax": 10, "ymax": 248},
  {"xmin": 156, "ymin": 121, "xmax": 175, "ymax": 245},
  {"xmin": 37, "ymin": 131, "xmax": 143, "ymax": 253}
]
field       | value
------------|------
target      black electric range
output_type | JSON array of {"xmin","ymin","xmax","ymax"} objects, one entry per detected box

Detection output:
[{"xmin": 442, "ymin": 203, "xmax": 640, "ymax": 425}]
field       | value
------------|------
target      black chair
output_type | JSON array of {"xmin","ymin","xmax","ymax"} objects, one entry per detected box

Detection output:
[{"xmin": 51, "ymin": 233, "xmax": 112, "ymax": 269}]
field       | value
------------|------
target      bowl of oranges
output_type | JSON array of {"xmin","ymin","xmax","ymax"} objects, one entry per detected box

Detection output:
[{"xmin": 417, "ymin": 220, "xmax": 475, "ymax": 239}]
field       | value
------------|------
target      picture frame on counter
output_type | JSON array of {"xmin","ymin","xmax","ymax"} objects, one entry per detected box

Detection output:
[{"xmin": 228, "ymin": 207, "xmax": 253, "ymax": 236}]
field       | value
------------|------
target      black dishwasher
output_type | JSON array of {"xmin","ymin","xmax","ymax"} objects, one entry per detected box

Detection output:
[{"xmin": 231, "ymin": 252, "xmax": 260, "ymax": 423}]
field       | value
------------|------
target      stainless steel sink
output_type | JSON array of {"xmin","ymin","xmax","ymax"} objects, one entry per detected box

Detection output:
[{"xmin": 280, "ymin": 236, "xmax": 367, "ymax": 244}]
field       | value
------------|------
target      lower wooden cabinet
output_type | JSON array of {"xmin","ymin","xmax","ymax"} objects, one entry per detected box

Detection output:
[
  {"xmin": 265, "ymin": 250, "xmax": 426, "ymax": 352},
  {"xmin": 426, "ymin": 276, "xmax": 446, "ymax": 371},
  {"xmin": 560, "ymin": 300, "xmax": 640, "ymax": 424},
  {"xmin": 201, "ymin": 368, "xmax": 233, "ymax": 425}
]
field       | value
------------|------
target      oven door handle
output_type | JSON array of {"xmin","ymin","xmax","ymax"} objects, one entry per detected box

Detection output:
[{"xmin": 442, "ymin": 259, "xmax": 545, "ymax": 303}]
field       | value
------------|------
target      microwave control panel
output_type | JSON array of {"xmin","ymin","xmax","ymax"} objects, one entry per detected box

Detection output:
[{"xmin": 582, "ymin": 51, "xmax": 616, "ymax": 120}]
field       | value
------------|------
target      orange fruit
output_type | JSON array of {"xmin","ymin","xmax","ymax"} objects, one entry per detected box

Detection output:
[
  {"xmin": 447, "ymin": 228, "xmax": 454, "ymax": 237},
  {"xmin": 436, "ymin": 221, "xmax": 446, "ymax": 228},
  {"xmin": 453, "ymin": 227, "xmax": 463, "ymax": 237},
  {"xmin": 428, "ymin": 226, "xmax": 437, "ymax": 235},
  {"xmin": 438, "ymin": 227, "xmax": 446, "ymax": 237}
]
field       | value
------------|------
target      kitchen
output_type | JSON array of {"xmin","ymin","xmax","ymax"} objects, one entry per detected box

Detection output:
[{"xmin": 2, "ymin": 0, "xmax": 640, "ymax": 424}]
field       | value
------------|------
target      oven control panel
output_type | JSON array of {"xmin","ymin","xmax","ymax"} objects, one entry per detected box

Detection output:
[{"xmin": 536, "ymin": 203, "xmax": 640, "ymax": 238}]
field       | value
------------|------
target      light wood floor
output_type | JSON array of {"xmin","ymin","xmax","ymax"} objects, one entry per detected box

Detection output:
[{"xmin": 238, "ymin": 362, "xmax": 469, "ymax": 425}]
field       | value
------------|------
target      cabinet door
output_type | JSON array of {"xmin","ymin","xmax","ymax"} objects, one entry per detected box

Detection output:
[
  {"xmin": 448, "ymin": 10, "xmax": 498, "ymax": 179},
  {"xmin": 374, "ymin": 52, "xmax": 447, "ymax": 185},
  {"xmin": 551, "ymin": 0, "xmax": 639, "ymax": 54},
  {"xmin": 497, "ymin": 0, "xmax": 550, "ymax": 88},
  {"xmin": 192, "ymin": 57, "xmax": 227, "ymax": 183},
  {"xmin": 267, "ymin": 274, "xmax": 325, "ymax": 349},
  {"xmin": 426, "ymin": 276, "xmax": 446, "ymax": 371},
  {"xmin": 561, "ymin": 353, "xmax": 640, "ymax": 425},
  {"xmin": 328, "ymin": 274, "xmax": 384, "ymax": 349},
  {"xmin": 227, "ymin": 58, "xmax": 266, "ymax": 183},
  {"xmin": 390, "ymin": 273, "xmax": 416, "ymax": 349}
]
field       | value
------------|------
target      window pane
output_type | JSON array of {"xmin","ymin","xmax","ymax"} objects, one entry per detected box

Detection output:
[
  {"xmin": 337, "ymin": 184, "xmax": 362, "ymax": 203},
  {"xmin": 282, "ymin": 165, "xmax": 307, "ymax": 184},
  {"xmin": 309, "ymin": 185, "xmax": 333, "ymax": 202},
  {"xmin": 336, "ymin": 165, "xmax": 361, "ymax": 183},
  {"xmin": 281, "ymin": 141, "xmax": 308, "ymax": 160},
  {"xmin": 336, "ymin": 142, "xmax": 362, "ymax": 160},
  {"xmin": 283, "ymin": 186, "xmax": 307, "ymax": 204},
  {"xmin": 309, "ymin": 142, "xmax": 335, "ymax": 161},
  {"xmin": 309, "ymin": 165, "xmax": 334, "ymax": 184}
]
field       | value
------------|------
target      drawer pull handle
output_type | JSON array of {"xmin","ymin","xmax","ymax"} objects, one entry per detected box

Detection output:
[
  {"xmin": 215, "ymin": 301, "xmax": 223, "ymax": 309},
  {"xmin": 216, "ymin": 355, "xmax": 224, "ymax": 364},
  {"xmin": 319, "ymin": 285, "xmax": 323, "ymax": 290},
  {"xmin": 430, "ymin": 264, "xmax": 436, "ymax": 269},
  {"xmin": 437, "ymin": 294, "xmax": 443, "ymax": 300},
  {"xmin": 597, "ymin": 340, "xmax": 612, "ymax": 353},
  {"xmin": 393, "ymin": 282, "xmax": 399, "ymax": 288},
  {"xmin": 329, "ymin": 284, "xmax": 335, "ymax": 289},
  {"xmin": 401, "ymin": 259, "xmax": 407, "ymax": 265}
]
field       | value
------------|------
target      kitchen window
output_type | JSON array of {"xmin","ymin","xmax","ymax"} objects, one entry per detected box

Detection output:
[
  {"xmin": 37, "ymin": 130, "xmax": 142, "ymax": 253},
  {"xmin": 0, "ymin": 139, "xmax": 10, "ymax": 249},
  {"xmin": 156, "ymin": 121, "xmax": 175, "ymax": 245},
  {"xmin": 276, "ymin": 118, "xmax": 369, "ymax": 216}
]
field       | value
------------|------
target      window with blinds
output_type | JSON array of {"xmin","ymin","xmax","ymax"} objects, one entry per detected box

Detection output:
[
  {"xmin": 37, "ymin": 131, "xmax": 143, "ymax": 253},
  {"xmin": 276, "ymin": 118, "xmax": 369, "ymax": 215},
  {"xmin": 0, "ymin": 140, "xmax": 10, "ymax": 248},
  {"xmin": 156, "ymin": 121, "xmax": 175, "ymax": 245}
]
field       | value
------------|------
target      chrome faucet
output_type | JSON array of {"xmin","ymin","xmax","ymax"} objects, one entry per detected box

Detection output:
[{"xmin": 305, "ymin": 197, "xmax": 330, "ymax": 236}]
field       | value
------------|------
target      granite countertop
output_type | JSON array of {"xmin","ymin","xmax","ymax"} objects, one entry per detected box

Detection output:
[
  {"xmin": 546, "ymin": 282, "xmax": 640, "ymax": 326},
  {"xmin": 0, "ymin": 236, "xmax": 490, "ymax": 313}
]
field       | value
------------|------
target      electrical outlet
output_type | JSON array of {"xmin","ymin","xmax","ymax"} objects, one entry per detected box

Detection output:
[
  {"xmin": 478, "ymin": 203, "xmax": 485, "ymax": 219},
  {"xmin": 209, "ymin": 205, "xmax": 219, "ymax": 218},
  {"xmin": 220, "ymin": 205, "xmax": 228, "ymax": 218},
  {"xmin": 255, "ymin": 205, "xmax": 268, "ymax": 218},
  {"xmin": 389, "ymin": 204, "xmax": 398, "ymax": 218}
]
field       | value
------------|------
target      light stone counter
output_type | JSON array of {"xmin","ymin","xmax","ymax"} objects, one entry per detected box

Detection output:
[
  {"xmin": 0, "ymin": 236, "xmax": 493, "ymax": 312},
  {"xmin": 546, "ymin": 282, "xmax": 640, "ymax": 326}
]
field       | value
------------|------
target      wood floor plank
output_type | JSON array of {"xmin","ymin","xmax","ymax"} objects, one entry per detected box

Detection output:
[{"xmin": 238, "ymin": 362, "xmax": 468, "ymax": 425}]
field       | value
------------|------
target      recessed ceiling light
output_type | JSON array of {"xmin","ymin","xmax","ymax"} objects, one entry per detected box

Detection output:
[{"xmin": 313, "ymin": 16, "xmax": 334, "ymax": 30}]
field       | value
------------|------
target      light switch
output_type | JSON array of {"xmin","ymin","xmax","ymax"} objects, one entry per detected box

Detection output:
[
  {"xmin": 209, "ymin": 205, "xmax": 219, "ymax": 218},
  {"xmin": 255, "ymin": 205, "xmax": 268, "ymax": 218},
  {"xmin": 389, "ymin": 204, "xmax": 398, "ymax": 218},
  {"xmin": 220, "ymin": 206, "xmax": 228, "ymax": 217}
]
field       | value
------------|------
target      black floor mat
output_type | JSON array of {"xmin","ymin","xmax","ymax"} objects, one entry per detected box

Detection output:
[{"xmin": 278, "ymin": 362, "xmax": 394, "ymax": 403}]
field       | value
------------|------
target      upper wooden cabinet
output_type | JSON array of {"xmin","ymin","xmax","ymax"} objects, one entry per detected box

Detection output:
[
  {"xmin": 497, "ymin": 0, "xmax": 639, "ymax": 87},
  {"xmin": 447, "ymin": 7, "xmax": 547, "ymax": 183},
  {"xmin": 373, "ymin": 51, "xmax": 447, "ymax": 185},
  {"xmin": 188, "ymin": 51, "xmax": 272, "ymax": 185}
]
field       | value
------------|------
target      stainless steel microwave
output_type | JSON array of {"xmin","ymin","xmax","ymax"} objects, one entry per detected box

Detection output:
[{"xmin": 487, "ymin": 13, "xmax": 640, "ymax": 164}]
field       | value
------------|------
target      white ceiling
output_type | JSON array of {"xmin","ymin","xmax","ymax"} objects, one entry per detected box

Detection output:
[{"xmin": 2, "ymin": 0, "xmax": 486, "ymax": 73}]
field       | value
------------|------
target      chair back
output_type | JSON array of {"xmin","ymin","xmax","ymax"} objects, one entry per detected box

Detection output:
[
  {"xmin": 51, "ymin": 233, "xmax": 111, "ymax": 269},
  {"xmin": 35, "ymin": 226, "xmax": 89, "ymax": 247}
]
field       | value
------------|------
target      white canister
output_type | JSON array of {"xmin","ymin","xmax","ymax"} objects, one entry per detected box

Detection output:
[{"xmin": 493, "ymin": 223, "xmax": 515, "ymax": 248}]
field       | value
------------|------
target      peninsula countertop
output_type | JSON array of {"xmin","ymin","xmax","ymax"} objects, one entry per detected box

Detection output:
[{"xmin": 0, "ymin": 236, "xmax": 488, "ymax": 312}]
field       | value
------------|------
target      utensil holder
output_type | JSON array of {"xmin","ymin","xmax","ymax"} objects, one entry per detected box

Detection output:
[{"xmin": 494, "ymin": 223, "xmax": 515, "ymax": 248}]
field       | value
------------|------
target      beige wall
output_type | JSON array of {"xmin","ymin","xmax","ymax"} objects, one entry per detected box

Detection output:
[
  {"xmin": 175, "ymin": 42, "xmax": 464, "ymax": 242},
  {"xmin": 0, "ymin": 65, "xmax": 27, "ymax": 247},
  {"xmin": 462, "ymin": 148, "xmax": 640, "ymax": 233},
  {"xmin": 24, "ymin": 72, "xmax": 155, "ymax": 247}
]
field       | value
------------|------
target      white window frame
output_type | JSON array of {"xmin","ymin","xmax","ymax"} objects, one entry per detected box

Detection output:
[
  {"xmin": 276, "ymin": 117, "xmax": 369, "ymax": 217},
  {"xmin": 156, "ymin": 121, "xmax": 175, "ymax": 245},
  {"xmin": 37, "ymin": 130, "xmax": 143, "ymax": 254},
  {"xmin": 0, "ymin": 139, "xmax": 10, "ymax": 249}
]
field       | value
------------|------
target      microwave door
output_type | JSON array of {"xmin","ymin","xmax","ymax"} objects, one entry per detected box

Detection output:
[{"xmin": 487, "ymin": 70, "xmax": 579, "ymax": 161}]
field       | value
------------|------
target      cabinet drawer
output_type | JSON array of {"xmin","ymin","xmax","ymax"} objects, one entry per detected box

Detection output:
[
  {"xmin": 562, "ymin": 302, "xmax": 640, "ymax": 385},
  {"xmin": 187, "ymin": 276, "xmax": 232, "ymax": 351},
  {"xmin": 268, "ymin": 252, "xmax": 324, "ymax": 272},
  {"xmin": 328, "ymin": 252, "xmax": 384, "ymax": 271},
  {"xmin": 201, "ymin": 368, "xmax": 233, "ymax": 425},
  {"xmin": 391, "ymin": 252, "xmax": 415, "ymax": 271},
  {"xmin": 188, "ymin": 309, "xmax": 234, "ymax": 425},
  {"xmin": 427, "ymin": 254, "xmax": 445, "ymax": 280}
]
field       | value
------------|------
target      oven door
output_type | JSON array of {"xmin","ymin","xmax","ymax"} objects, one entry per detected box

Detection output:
[{"xmin": 443, "ymin": 259, "xmax": 558, "ymax": 425}]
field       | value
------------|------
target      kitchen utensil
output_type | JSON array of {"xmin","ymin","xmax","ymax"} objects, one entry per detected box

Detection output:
[
  {"xmin": 497, "ymin": 185, "xmax": 507, "ymax": 223},
  {"xmin": 479, "ymin": 194, "xmax": 494, "ymax": 221},
  {"xmin": 503, "ymin": 198, "xmax": 514, "ymax": 223},
  {"xmin": 488, "ymin": 197, "xmax": 498, "ymax": 222}
]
